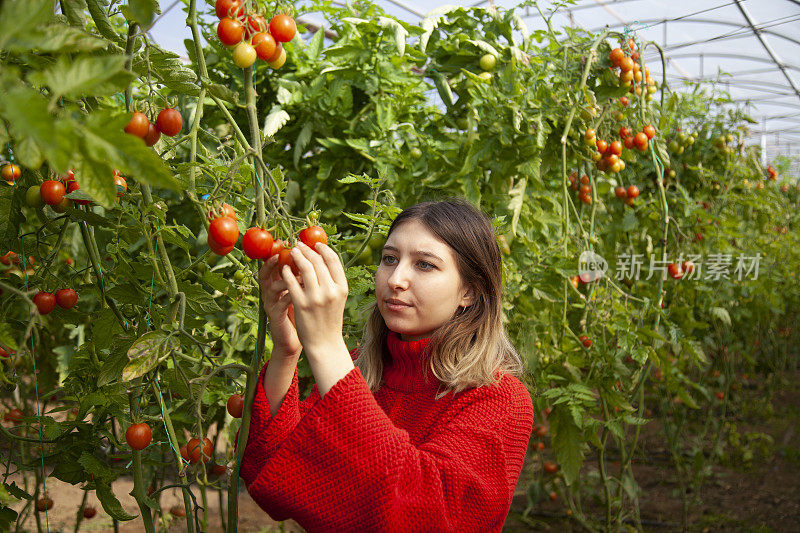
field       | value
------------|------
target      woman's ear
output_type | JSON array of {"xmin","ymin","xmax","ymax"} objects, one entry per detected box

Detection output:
[{"xmin": 459, "ymin": 285, "xmax": 476, "ymax": 308}]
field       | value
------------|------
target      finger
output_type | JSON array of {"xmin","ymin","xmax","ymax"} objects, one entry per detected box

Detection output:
[
  {"xmin": 281, "ymin": 264, "xmax": 306, "ymax": 306},
  {"xmin": 316, "ymin": 243, "xmax": 348, "ymax": 288},
  {"xmin": 290, "ymin": 246, "xmax": 319, "ymax": 292},
  {"xmin": 297, "ymin": 242, "xmax": 332, "ymax": 288},
  {"xmin": 259, "ymin": 255, "xmax": 279, "ymax": 284}
]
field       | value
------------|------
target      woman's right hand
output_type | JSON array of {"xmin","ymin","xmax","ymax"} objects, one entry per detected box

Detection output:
[{"xmin": 258, "ymin": 255, "xmax": 302, "ymax": 359}]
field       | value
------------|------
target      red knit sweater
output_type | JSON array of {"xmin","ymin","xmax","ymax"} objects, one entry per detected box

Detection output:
[{"xmin": 239, "ymin": 331, "xmax": 534, "ymax": 532}]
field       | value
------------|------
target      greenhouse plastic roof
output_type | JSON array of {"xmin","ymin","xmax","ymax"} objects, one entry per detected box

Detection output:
[{"xmin": 150, "ymin": 0, "xmax": 800, "ymax": 167}]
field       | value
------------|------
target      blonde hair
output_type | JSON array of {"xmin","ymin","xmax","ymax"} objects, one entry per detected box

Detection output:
[{"xmin": 354, "ymin": 199, "xmax": 525, "ymax": 400}]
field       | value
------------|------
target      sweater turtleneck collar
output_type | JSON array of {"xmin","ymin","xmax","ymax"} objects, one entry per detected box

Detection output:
[{"xmin": 383, "ymin": 330, "xmax": 440, "ymax": 392}]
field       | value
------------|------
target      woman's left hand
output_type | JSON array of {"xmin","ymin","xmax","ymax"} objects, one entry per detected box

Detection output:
[{"xmin": 280, "ymin": 241, "xmax": 349, "ymax": 359}]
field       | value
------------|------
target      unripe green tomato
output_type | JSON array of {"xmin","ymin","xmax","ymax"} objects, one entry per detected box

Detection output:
[
  {"xmin": 369, "ymin": 233, "xmax": 384, "ymax": 250},
  {"xmin": 478, "ymin": 71, "xmax": 492, "ymax": 81},
  {"xmin": 26, "ymin": 186, "xmax": 43, "ymax": 208},
  {"xmin": 234, "ymin": 270, "xmax": 246, "ymax": 281},
  {"xmin": 668, "ymin": 169, "xmax": 676, "ymax": 178},
  {"xmin": 677, "ymin": 132, "xmax": 686, "ymax": 143},
  {"xmin": 726, "ymin": 134, "xmax": 734, "ymax": 143},
  {"xmin": 647, "ymin": 85, "xmax": 657, "ymax": 94},
  {"xmin": 479, "ymin": 53, "xmax": 496, "ymax": 71},
  {"xmin": 456, "ymin": 117, "xmax": 469, "ymax": 130},
  {"xmin": 668, "ymin": 140, "xmax": 680, "ymax": 152},
  {"xmin": 233, "ymin": 42, "xmax": 257, "ymax": 68},
  {"xmin": 686, "ymin": 136, "xmax": 695, "ymax": 145},
  {"xmin": 410, "ymin": 147, "xmax": 422, "ymax": 159},
  {"xmin": 676, "ymin": 145, "xmax": 684, "ymax": 155}
]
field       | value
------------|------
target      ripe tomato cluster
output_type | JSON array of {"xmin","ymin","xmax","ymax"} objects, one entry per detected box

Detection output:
[
  {"xmin": 124, "ymin": 108, "xmax": 182, "ymax": 146},
  {"xmin": 568, "ymin": 172, "xmax": 592, "ymax": 205},
  {"xmin": 667, "ymin": 260, "xmax": 694, "ymax": 280},
  {"xmin": 215, "ymin": 0, "xmax": 296, "ymax": 69},
  {"xmin": 767, "ymin": 165, "xmax": 778, "ymax": 181},
  {"xmin": 608, "ymin": 39, "xmax": 658, "ymax": 100},
  {"xmin": 32, "ymin": 289, "xmax": 78, "ymax": 314},
  {"xmin": 206, "ymin": 203, "xmax": 330, "ymax": 275},
  {"xmin": 2, "ymin": 163, "xmax": 21, "ymax": 183},
  {"xmin": 614, "ymin": 184, "xmax": 639, "ymax": 207}
]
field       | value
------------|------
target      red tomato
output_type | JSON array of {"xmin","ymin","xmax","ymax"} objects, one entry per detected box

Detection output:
[
  {"xmin": 252, "ymin": 32, "xmax": 277, "ymax": 61},
  {"xmin": 207, "ymin": 232, "xmax": 234, "ymax": 256},
  {"xmin": 579, "ymin": 192, "xmax": 591, "ymax": 205},
  {"xmin": 267, "ymin": 42, "xmax": 283, "ymax": 63},
  {"xmin": 40, "ymin": 180, "xmax": 66, "ymax": 206},
  {"xmin": 36, "ymin": 498, "xmax": 53, "ymax": 512},
  {"xmin": 609, "ymin": 140, "xmax": 623, "ymax": 156},
  {"xmin": 623, "ymin": 136, "xmax": 635, "ymax": 150},
  {"xmin": 209, "ymin": 217, "xmax": 239, "ymax": 247},
  {"xmin": 114, "ymin": 175, "xmax": 127, "ymax": 198},
  {"xmin": 187, "ymin": 437, "xmax": 213, "ymax": 464},
  {"xmin": 550, "ymin": 491, "xmax": 557, "ymax": 501},
  {"xmin": 270, "ymin": 14, "xmax": 296, "ymax": 42},
  {"xmin": 628, "ymin": 38, "xmax": 636, "ymax": 50},
  {"xmin": 179, "ymin": 444, "xmax": 190, "ymax": 462},
  {"xmin": 633, "ymin": 132, "xmax": 648, "ymax": 151},
  {"xmin": 579, "ymin": 335, "xmax": 592, "ymax": 348},
  {"xmin": 579, "ymin": 184, "xmax": 591, "ymax": 195},
  {"xmin": 269, "ymin": 239, "xmax": 285, "ymax": 258},
  {"xmin": 207, "ymin": 202, "xmax": 237, "ymax": 221},
  {"xmin": 0, "ymin": 346, "xmax": 11, "ymax": 358},
  {"xmin": 619, "ymin": 96, "xmax": 629, "ymax": 107},
  {"xmin": 626, "ymin": 185, "xmax": 639, "ymax": 199},
  {"xmin": 619, "ymin": 126, "xmax": 632, "ymax": 138},
  {"xmin": 217, "ymin": 17, "xmax": 244, "ymax": 46},
  {"xmin": 227, "ymin": 394, "xmax": 244, "ymax": 418},
  {"xmin": 595, "ymin": 139, "xmax": 608, "ymax": 154},
  {"xmin": 170, "ymin": 506, "xmax": 186, "ymax": 517},
  {"xmin": 67, "ymin": 181, "xmax": 91, "ymax": 205},
  {"xmin": 543, "ymin": 461, "xmax": 559, "ymax": 473},
  {"xmin": 614, "ymin": 186, "xmax": 627, "ymax": 199},
  {"xmin": 1, "ymin": 164, "xmax": 21, "ymax": 182},
  {"xmin": 278, "ymin": 247, "xmax": 299, "ymax": 275},
  {"xmin": 668, "ymin": 263, "xmax": 684, "ymax": 279},
  {"xmin": 608, "ymin": 48, "xmax": 624, "ymax": 67},
  {"xmin": 125, "ymin": 422, "xmax": 152, "ymax": 450},
  {"xmin": 83, "ymin": 506, "xmax": 97, "ymax": 519},
  {"xmin": 156, "ymin": 108, "xmax": 182, "ymax": 137},
  {"xmin": 55, "ymin": 289, "xmax": 78, "ymax": 309},
  {"xmin": 682, "ymin": 260, "xmax": 694, "ymax": 274},
  {"xmin": 246, "ymin": 14, "xmax": 266, "ymax": 36},
  {"xmin": 211, "ymin": 463, "xmax": 228, "ymax": 476},
  {"xmin": 619, "ymin": 56, "xmax": 633, "ymax": 72},
  {"xmin": 570, "ymin": 275, "xmax": 580, "ymax": 289},
  {"xmin": 33, "ymin": 292, "xmax": 56, "ymax": 315},
  {"xmin": 214, "ymin": 0, "xmax": 242, "ymax": 19},
  {"xmin": 143, "ymin": 123, "xmax": 161, "ymax": 146},
  {"xmin": 124, "ymin": 112, "xmax": 150, "ymax": 138},
  {"xmin": 242, "ymin": 227, "xmax": 273, "ymax": 259},
  {"xmin": 643, "ymin": 125, "xmax": 656, "ymax": 139},
  {"xmin": 299, "ymin": 225, "xmax": 328, "ymax": 250},
  {"xmin": 1, "ymin": 251, "xmax": 19, "ymax": 265}
]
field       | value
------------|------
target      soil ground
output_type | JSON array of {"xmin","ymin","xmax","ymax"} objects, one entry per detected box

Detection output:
[{"xmin": 9, "ymin": 372, "xmax": 800, "ymax": 532}]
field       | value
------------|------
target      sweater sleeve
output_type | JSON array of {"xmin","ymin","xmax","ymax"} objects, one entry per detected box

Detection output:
[
  {"xmin": 238, "ymin": 359, "xmax": 320, "ymax": 486},
  {"xmin": 239, "ymin": 349, "xmax": 360, "ymax": 486},
  {"xmin": 244, "ymin": 367, "xmax": 534, "ymax": 533}
]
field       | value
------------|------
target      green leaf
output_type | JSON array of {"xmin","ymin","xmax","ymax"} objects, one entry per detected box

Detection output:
[
  {"xmin": 123, "ymin": 0, "xmax": 159, "ymax": 26},
  {"xmin": 6, "ymin": 25, "xmax": 105, "ymax": 53},
  {"xmin": 549, "ymin": 408, "xmax": 584, "ymax": 485},
  {"xmin": 307, "ymin": 25, "xmax": 325, "ymax": 59},
  {"xmin": 709, "ymin": 306, "xmax": 731, "ymax": 327},
  {"xmin": 123, "ymin": 331, "xmax": 177, "ymax": 381},
  {"xmin": 432, "ymin": 71, "xmax": 455, "ymax": 108},
  {"xmin": 378, "ymin": 17, "xmax": 407, "ymax": 56},
  {"xmin": 0, "ymin": 0, "xmax": 53, "ymax": 50},
  {"xmin": 508, "ymin": 177, "xmax": 526, "ymax": 235},
  {"xmin": 293, "ymin": 122, "xmax": 313, "ymax": 169},
  {"xmin": 86, "ymin": 0, "xmax": 121, "ymax": 43},
  {"xmin": 263, "ymin": 109, "xmax": 290, "ymax": 138},
  {"xmin": 96, "ymin": 481, "xmax": 137, "ymax": 521},
  {"xmin": 30, "ymin": 55, "xmax": 133, "ymax": 100}
]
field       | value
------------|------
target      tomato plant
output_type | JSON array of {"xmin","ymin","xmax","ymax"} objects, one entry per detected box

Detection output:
[
  {"xmin": 242, "ymin": 227, "xmax": 273, "ymax": 260},
  {"xmin": 54, "ymin": 288, "xmax": 78, "ymax": 309},
  {"xmin": 299, "ymin": 225, "xmax": 328, "ymax": 250}
]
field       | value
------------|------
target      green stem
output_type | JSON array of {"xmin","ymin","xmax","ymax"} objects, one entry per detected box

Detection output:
[{"xmin": 78, "ymin": 221, "xmax": 128, "ymax": 329}]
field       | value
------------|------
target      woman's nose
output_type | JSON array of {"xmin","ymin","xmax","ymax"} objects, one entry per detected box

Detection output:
[{"xmin": 387, "ymin": 263, "xmax": 410, "ymax": 289}]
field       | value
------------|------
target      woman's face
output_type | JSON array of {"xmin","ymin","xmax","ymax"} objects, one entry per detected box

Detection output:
[{"xmin": 375, "ymin": 219, "xmax": 473, "ymax": 341}]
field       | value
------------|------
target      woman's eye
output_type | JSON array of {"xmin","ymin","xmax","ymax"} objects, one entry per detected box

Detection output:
[
  {"xmin": 381, "ymin": 255, "xmax": 397, "ymax": 265},
  {"xmin": 417, "ymin": 260, "xmax": 434, "ymax": 270}
]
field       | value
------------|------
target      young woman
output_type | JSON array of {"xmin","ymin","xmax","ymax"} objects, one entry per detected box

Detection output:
[{"xmin": 240, "ymin": 199, "xmax": 534, "ymax": 532}]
